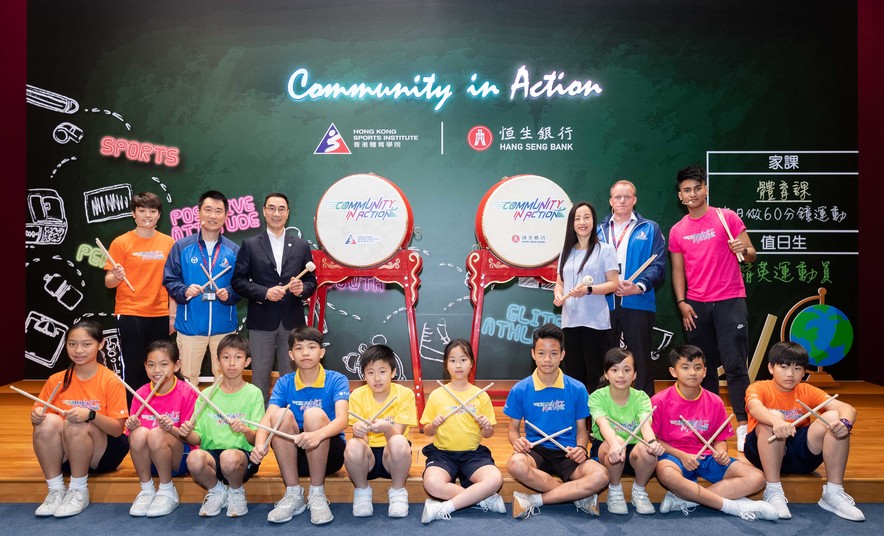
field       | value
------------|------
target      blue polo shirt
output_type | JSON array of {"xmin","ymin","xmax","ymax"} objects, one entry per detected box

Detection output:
[
  {"xmin": 503, "ymin": 368, "xmax": 590, "ymax": 448},
  {"xmin": 269, "ymin": 365, "xmax": 350, "ymax": 440}
]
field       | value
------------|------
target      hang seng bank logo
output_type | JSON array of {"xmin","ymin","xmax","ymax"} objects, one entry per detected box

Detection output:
[{"xmin": 467, "ymin": 125, "xmax": 493, "ymax": 151}]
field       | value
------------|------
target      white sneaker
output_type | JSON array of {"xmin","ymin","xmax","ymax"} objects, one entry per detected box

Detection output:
[
  {"xmin": 387, "ymin": 488, "xmax": 409, "ymax": 518},
  {"xmin": 35, "ymin": 489, "xmax": 65, "ymax": 517},
  {"xmin": 421, "ymin": 499, "xmax": 451, "ymax": 524},
  {"xmin": 659, "ymin": 491, "xmax": 697, "ymax": 516},
  {"xmin": 267, "ymin": 489, "xmax": 306, "ymax": 523},
  {"xmin": 512, "ymin": 492, "xmax": 539, "ymax": 520},
  {"xmin": 819, "ymin": 488, "xmax": 865, "ymax": 522},
  {"xmin": 353, "ymin": 487, "xmax": 373, "ymax": 517},
  {"xmin": 763, "ymin": 488, "xmax": 792, "ymax": 519},
  {"xmin": 735, "ymin": 497, "xmax": 779, "ymax": 521},
  {"xmin": 574, "ymin": 494, "xmax": 600, "ymax": 516},
  {"xmin": 308, "ymin": 493, "xmax": 333, "ymax": 525},
  {"xmin": 606, "ymin": 487, "xmax": 628, "ymax": 515},
  {"xmin": 226, "ymin": 487, "xmax": 248, "ymax": 517},
  {"xmin": 198, "ymin": 486, "xmax": 228, "ymax": 517},
  {"xmin": 736, "ymin": 424, "xmax": 748, "ymax": 453},
  {"xmin": 129, "ymin": 489, "xmax": 156, "ymax": 517},
  {"xmin": 53, "ymin": 488, "xmax": 90, "ymax": 518},
  {"xmin": 146, "ymin": 487, "xmax": 179, "ymax": 517},
  {"xmin": 631, "ymin": 486, "xmax": 655, "ymax": 515},
  {"xmin": 476, "ymin": 493, "xmax": 506, "ymax": 513}
]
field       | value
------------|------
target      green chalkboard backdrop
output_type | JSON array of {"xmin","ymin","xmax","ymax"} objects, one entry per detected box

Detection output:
[{"xmin": 25, "ymin": 1, "xmax": 858, "ymax": 387}]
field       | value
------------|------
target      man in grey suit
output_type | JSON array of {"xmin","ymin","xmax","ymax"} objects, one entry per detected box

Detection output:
[{"xmin": 232, "ymin": 192, "xmax": 317, "ymax": 401}]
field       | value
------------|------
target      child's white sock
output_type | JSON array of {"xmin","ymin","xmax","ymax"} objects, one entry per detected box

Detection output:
[
  {"xmin": 209, "ymin": 481, "xmax": 226, "ymax": 493},
  {"xmin": 140, "ymin": 480, "xmax": 155, "ymax": 492},
  {"xmin": 287, "ymin": 485, "xmax": 304, "ymax": 497},
  {"xmin": 609, "ymin": 483, "xmax": 623, "ymax": 492},
  {"xmin": 632, "ymin": 483, "xmax": 646, "ymax": 494},
  {"xmin": 766, "ymin": 481, "xmax": 784, "ymax": 493},
  {"xmin": 440, "ymin": 500, "xmax": 455, "ymax": 515},
  {"xmin": 531, "ymin": 493, "xmax": 544, "ymax": 507},
  {"xmin": 310, "ymin": 484, "xmax": 326, "ymax": 497},
  {"xmin": 158, "ymin": 481, "xmax": 174, "ymax": 492},
  {"xmin": 46, "ymin": 475, "xmax": 65, "ymax": 492},
  {"xmin": 825, "ymin": 482, "xmax": 844, "ymax": 494},
  {"xmin": 720, "ymin": 498, "xmax": 739, "ymax": 515},
  {"xmin": 69, "ymin": 475, "xmax": 88, "ymax": 490}
]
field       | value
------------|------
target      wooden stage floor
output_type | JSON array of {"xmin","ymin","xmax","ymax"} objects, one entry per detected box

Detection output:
[{"xmin": 2, "ymin": 379, "xmax": 883, "ymax": 505}]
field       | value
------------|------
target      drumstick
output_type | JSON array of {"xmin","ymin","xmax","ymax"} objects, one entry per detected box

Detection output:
[
  {"xmin": 441, "ymin": 382, "xmax": 494, "ymax": 419},
  {"xmin": 241, "ymin": 418, "xmax": 300, "ymax": 442},
  {"xmin": 609, "ymin": 419, "xmax": 655, "ymax": 450},
  {"xmin": 767, "ymin": 394, "xmax": 838, "ymax": 443},
  {"xmin": 349, "ymin": 398, "xmax": 399, "ymax": 426},
  {"xmin": 627, "ymin": 254, "xmax": 658, "ymax": 283},
  {"xmin": 796, "ymin": 399, "xmax": 834, "ymax": 428},
  {"xmin": 438, "ymin": 381, "xmax": 480, "ymax": 419},
  {"xmin": 199, "ymin": 265, "xmax": 232, "ymax": 291},
  {"xmin": 525, "ymin": 420, "xmax": 569, "ymax": 453},
  {"xmin": 529, "ymin": 426, "xmax": 572, "ymax": 447},
  {"xmin": 370, "ymin": 395, "xmax": 399, "ymax": 421},
  {"xmin": 715, "ymin": 209, "xmax": 744, "ymax": 262},
  {"xmin": 200, "ymin": 265, "xmax": 220, "ymax": 291},
  {"xmin": 132, "ymin": 375, "xmax": 167, "ymax": 419},
  {"xmin": 692, "ymin": 414, "xmax": 733, "ymax": 460},
  {"xmin": 261, "ymin": 404, "xmax": 292, "ymax": 450},
  {"xmin": 562, "ymin": 275, "xmax": 594, "ymax": 303},
  {"xmin": 44, "ymin": 382, "xmax": 62, "ymax": 408},
  {"xmin": 609, "ymin": 407, "xmax": 656, "ymax": 453},
  {"xmin": 183, "ymin": 379, "xmax": 234, "ymax": 425},
  {"xmin": 112, "ymin": 374, "xmax": 163, "ymax": 420},
  {"xmin": 10, "ymin": 385, "xmax": 67, "ymax": 414},
  {"xmin": 96, "ymin": 238, "xmax": 136, "ymax": 291},
  {"xmin": 191, "ymin": 377, "xmax": 220, "ymax": 421},
  {"xmin": 282, "ymin": 261, "xmax": 317, "ymax": 291},
  {"xmin": 349, "ymin": 411, "xmax": 372, "ymax": 425}
]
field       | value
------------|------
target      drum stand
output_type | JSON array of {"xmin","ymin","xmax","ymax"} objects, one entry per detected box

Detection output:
[
  {"xmin": 465, "ymin": 248, "xmax": 557, "ymax": 382},
  {"xmin": 307, "ymin": 249, "xmax": 426, "ymax": 415}
]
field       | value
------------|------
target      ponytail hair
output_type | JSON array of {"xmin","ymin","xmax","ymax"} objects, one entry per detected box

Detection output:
[
  {"xmin": 145, "ymin": 339, "xmax": 186, "ymax": 381},
  {"xmin": 61, "ymin": 319, "xmax": 105, "ymax": 393}
]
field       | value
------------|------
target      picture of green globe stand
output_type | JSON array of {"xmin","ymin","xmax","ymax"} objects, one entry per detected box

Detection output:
[{"xmin": 782, "ymin": 287, "xmax": 853, "ymax": 387}]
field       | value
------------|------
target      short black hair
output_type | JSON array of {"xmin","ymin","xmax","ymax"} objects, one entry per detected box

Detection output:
[
  {"xmin": 131, "ymin": 191, "xmax": 162, "ymax": 211},
  {"xmin": 768, "ymin": 341, "xmax": 809, "ymax": 368},
  {"xmin": 532, "ymin": 323, "xmax": 564, "ymax": 349},
  {"xmin": 676, "ymin": 165, "xmax": 707, "ymax": 189},
  {"xmin": 289, "ymin": 325, "xmax": 324, "ymax": 349},
  {"xmin": 198, "ymin": 190, "xmax": 229, "ymax": 211},
  {"xmin": 217, "ymin": 333, "xmax": 250, "ymax": 358},
  {"xmin": 668, "ymin": 344, "xmax": 706, "ymax": 367},
  {"xmin": 360, "ymin": 344, "xmax": 397, "ymax": 374},
  {"xmin": 263, "ymin": 192, "xmax": 289, "ymax": 208}
]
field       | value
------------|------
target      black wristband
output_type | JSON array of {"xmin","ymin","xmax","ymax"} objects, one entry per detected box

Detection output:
[
  {"xmin": 647, "ymin": 438, "xmax": 657, "ymax": 444},
  {"xmin": 676, "ymin": 299, "xmax": 686, "ymax": 304},
  {"xmin": 577, "ymin": 445, "xmax": 588, "ymax": 454},
  {"xmin": 86, "ymin": 409, "xmax": 97, "ymax": 423}
]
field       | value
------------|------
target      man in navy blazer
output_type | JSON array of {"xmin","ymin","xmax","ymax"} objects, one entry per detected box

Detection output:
[{"xmin": 232, "ymin": 192, "xmax": 317, "ymax": 401}]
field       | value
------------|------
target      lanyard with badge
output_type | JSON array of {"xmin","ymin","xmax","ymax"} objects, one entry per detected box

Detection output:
[
  {"xmin": 197, "ymin": 238, "xmax": 221, "ymax": 301},
  {"xmin": 610, "ymin": 219, "xmax": 631, "ymax": 276}
]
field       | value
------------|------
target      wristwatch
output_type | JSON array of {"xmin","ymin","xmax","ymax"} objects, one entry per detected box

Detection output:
[{"xmin": 86, "ymin": 409, "xmax": 97, "ymax": 423}]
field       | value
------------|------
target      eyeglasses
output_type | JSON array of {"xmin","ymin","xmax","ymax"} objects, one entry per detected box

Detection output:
[
  {"xmin": 264, "ymin": 206, "xmax": 289, "ymax": 214},
  {"xmin": 611, "ymin": 195, "xmax": 634, "ymax": 201}
]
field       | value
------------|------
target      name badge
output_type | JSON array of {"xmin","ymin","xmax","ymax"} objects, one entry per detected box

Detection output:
[{"xmin": 201, "ymin": 292, "xmax": 217, "ymax": 302}]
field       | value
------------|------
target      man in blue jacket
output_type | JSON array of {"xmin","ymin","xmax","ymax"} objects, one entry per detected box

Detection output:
[
  {"xmin": 163, "ymin": 190, "xmax": 241, "ymax": 386},
  {"xmin": 597, "ymin": 180, "xmax": 666, "ymax": 397}
]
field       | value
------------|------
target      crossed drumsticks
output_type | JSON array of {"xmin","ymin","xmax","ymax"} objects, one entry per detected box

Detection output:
[
  {"xmin": 349, "ymin": 396, "xmax": 398, "ymax": 428},
  {"xmin": 766, "ymin": 394, "xmax": 840, "ymax": 443},
  {"xmin": 680, "ymin": 413, "xmax": 734, "ymax": 460},
  {"xmin": 607, "ymin": 406, "xmax": 657, "ymax": 454},
  {"xmin": 435, "ymin": 381, "xmax": 495, "ymax": 421}
]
